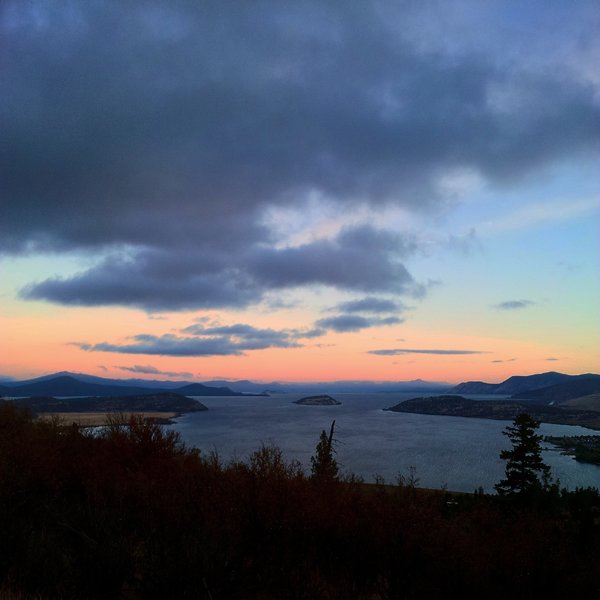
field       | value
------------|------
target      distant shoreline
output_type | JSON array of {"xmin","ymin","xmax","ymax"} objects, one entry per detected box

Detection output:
[{"xmin": 386, "ymin": 395, "xmax": 600, "ymax": 431}]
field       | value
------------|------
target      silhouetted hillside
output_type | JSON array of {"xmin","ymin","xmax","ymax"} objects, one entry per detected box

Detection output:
[
  {"xmin": 513, "ymin": 377, "xmax": 600, "ymax": 403},
  {"xmin": 496, "ymin": 372, "xmax": 585, "ymax": 394},
  {"xmin": 449, "ymin": 371, "xmax": 600, "ymax": 396},
  {"xmin": 1, "ymin": 402, "xmax": 599, "ymax": 599},
  {"xmin": 447, "ymin": 381, "xmax": 499, "ymax": 394}
]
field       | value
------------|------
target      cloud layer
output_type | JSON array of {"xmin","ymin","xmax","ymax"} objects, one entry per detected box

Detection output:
[
  {"xmin": 494, "ymin": 300, "xmax": 535, "ymax": 311},
  {"xmin": 369, "ymin": 348, "xmax": 486, "ymax": 356},
  {"xmin": 3, "ymin": 1, "xmax": 599, "ymax": 312},
  {"xmin": 117, "ymin": 365, "xmax": 194, "ymax": 378}
]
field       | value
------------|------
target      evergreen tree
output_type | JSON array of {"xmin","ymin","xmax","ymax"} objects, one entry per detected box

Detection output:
[
  {"xmin": 495, "ymin": 413, "xmax": 551, "ymax": 496},
  {"xmin": 310, "ymin": 420, "xmax": 339, "ymax": 481}
]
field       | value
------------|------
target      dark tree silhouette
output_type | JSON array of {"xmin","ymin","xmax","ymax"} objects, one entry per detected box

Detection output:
[
  {"xmin": 495, "ymin": 413, "xmax": 551, "ymax": 496},
  {"xmin": 310, "ymin": 420, "xmax": 339, "ymax": 481}
]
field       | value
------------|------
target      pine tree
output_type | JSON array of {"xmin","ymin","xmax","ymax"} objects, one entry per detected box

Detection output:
[
  {"xmin": 310, "ymin": 420, "xmax": 339, "ymax": 481},
  {"xmin": 495, "ymin": 413, "xmax": 551, "ymax": 496}
]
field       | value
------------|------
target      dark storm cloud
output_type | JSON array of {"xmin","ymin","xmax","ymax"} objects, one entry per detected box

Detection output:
[
  {"xmin": 3, "ymin": 1, "xmax": 599, "ymax": 310},
  {"xmin": 316, "ymin": 314, "xmax": 403, "ymax": 333},
  {"xmin": 22, "ymin": 226, "xmax": 421, "ymax": 309},
  {"xmin": 493, "ymin": 300, "xmax": 535, "ymax": 310},
  {"xmin": 20, "ymin": 250, "xmax": 264, "ymax": 310},
  {"xmin": 368, "ymin": 348, "xmax": 485, "ymax": 356},
  {"xmin": 247, "ymin": 226, "xmax": 418, "ymax": 294}
]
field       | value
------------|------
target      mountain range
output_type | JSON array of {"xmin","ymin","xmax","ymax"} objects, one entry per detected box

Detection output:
[
  {"xmin": 0, "ymin": 371, "xmax": 450, "ymax": 397},
  {"xmin": 1, "ymin": 370, "xmax": 598, "ymax": 403},
  {"xmin": 0, "ymin": 374, "xmax": 245, "ymax": 398}
]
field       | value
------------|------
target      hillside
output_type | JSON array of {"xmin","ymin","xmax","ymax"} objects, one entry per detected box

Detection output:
[
  {"xmin": 446, "ymin": 381, "xmax": 499, "ymax": 394},
  {"xmin": 561, "ymin": 394, "xmax": 600, "ymax": 411},
  {"xmin": 512, "ymin": 377, "xmax": 600, "ymax": 403},
  {"xmin": 448, "ymin": 371, "xmax": 600, "ymax": 396},
  {"xmin": 494, "ymin": 372, "xmax": 577, "ymax": 394},
  {"xmin": 3, "ymin": 403, "xmax": 600, "ymax": 598}
]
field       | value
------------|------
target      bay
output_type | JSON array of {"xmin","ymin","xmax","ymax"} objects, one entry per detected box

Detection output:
[{"xmin": 169, "ymin": 393, "xmax": 600, "ymax": 493}]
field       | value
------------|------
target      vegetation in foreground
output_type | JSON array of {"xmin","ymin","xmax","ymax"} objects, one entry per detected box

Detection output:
[{"xmin": 1, "ymin": 403, "xmax": 600, "ymax": 599}]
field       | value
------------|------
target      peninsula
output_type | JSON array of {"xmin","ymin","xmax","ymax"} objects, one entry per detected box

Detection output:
[
  {"xmin": 385, "ymin": 395, "xmax": 600, "ymax": 430},
  {"xmin": 7, "ymin": 392, "xmax": 207, "ymax": 426}
]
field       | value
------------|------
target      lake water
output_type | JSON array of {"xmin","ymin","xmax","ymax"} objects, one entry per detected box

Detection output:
[{"xmin": 169, "ymin": 393, "xmax": 600, "ymax": 493}]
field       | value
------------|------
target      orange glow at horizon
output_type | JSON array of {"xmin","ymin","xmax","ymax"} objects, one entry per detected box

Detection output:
[{"xmin": 2, "ymin": 302, "xmax": 596, "ymax": 384}]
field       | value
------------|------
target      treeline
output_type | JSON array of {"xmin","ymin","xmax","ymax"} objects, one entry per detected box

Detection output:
[
  {"xmin": 544, "ymin": 435, "xmax": 600, "ymax": 465},
  {"xmin": 1, "ymin": 403, "xmax": 600, "ymax": 599}
]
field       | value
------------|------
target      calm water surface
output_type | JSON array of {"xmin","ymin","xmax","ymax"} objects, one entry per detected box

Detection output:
[{"xmin": 169, "ymin": 393, "xmax": 600, "ymax": 493}]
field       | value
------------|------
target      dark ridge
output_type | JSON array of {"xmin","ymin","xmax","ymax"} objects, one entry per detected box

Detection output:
[
  {"xmin": 512, "ymin": 377, "xmax": 600, "ymax": 402},
  {"xmin": 10, "ymin": 392, "xmax": 207, "ymax": 414}
]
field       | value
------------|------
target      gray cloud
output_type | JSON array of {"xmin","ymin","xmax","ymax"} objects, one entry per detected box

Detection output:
[
  {"xmin": 368, "ymin": 348, "xmax": 486, "ymax": 356},
  {"xmin": 247, "ymin": 227, "xmax": 419, "ymax": 294},
  {"xmin": 3, "ymin": 1, "xmax": 599, "ymax": 311},
  {"xmin": 491, "ymin": 358, "xmax": 517, "ymax": 363},
  {"xmin": 494, "ymin": 300, "xmax": 535, "ymax": 310},
  {"xmin": 316, "ymin": 314, "xmax": 403, "ymax": 333},
  {"xmin": 116, "ymin": 364, "xmax": 194, "ymax": 378},
  {"xmin": 20, "ymin": 247, "xmax": 264, "ymax": 311},
  {"xmin": 22, "ymin": 225, "xmax": 422, "ymax": 310},
  {"xmin": 332, "ymin": 296, "xmax": 406, "ymax": 314},
  {"xmin": 296, "ymin": 328, "xmax": 326, "ymax": 339},
  {"xmin": 182, "ymin": 323, "xmax": 301, "ymax": 349},
  {"xmin": 76, "ymin": 322, "xmax": 302, "ymax": 357}
]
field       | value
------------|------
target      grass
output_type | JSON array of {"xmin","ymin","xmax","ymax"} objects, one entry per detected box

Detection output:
[{"xmin": 36, "ymin": 411, "xmax": 178, "ymax": 427}]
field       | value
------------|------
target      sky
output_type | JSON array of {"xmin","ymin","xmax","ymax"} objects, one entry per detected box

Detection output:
[{"xmin": 1, "ymin": 0, "xmax": 599, "ymax": 384}]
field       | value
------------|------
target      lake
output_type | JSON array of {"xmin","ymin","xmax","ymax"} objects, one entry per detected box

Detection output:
[{"xmin": 170, "ymin": 393, "xmax": 600, "ymax": 493}]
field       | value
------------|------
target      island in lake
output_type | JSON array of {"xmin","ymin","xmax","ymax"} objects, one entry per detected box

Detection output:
[
  {"xmin": 294, "ymin": 395, "xmax": 341, "ymax": 406},
  {"xmin": 385, "ymin": 395, "xmax": 600, "ymax": 430}
]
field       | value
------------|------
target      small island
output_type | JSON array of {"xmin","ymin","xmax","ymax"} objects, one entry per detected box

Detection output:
[{"xmin": 294, "ymin": 395, "xmax": 341, "ymax": 406}]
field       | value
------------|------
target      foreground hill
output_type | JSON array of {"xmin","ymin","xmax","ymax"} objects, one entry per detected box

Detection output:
[
  {"xmin": 386, "ymin": 395, "xmax": 600, "ymax": 429},
  {"xmin": 2, "ymin": 402, "xmax": 600, "ymax": 599}
]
